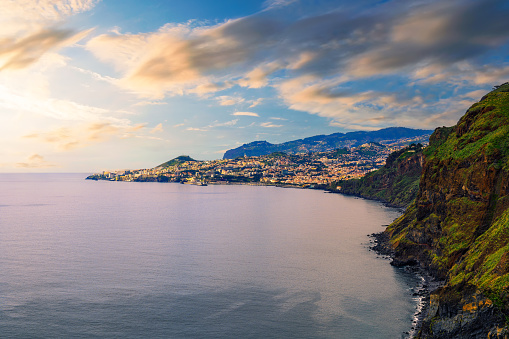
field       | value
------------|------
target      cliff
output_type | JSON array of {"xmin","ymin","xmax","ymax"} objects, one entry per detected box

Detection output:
[
  {"xmin": 223, "ymin": 127, "xmax": 432, "ymax": 159},
  {"xmin": 330, "ymin": 143, "xmax": 424, "ymax": 208},
  {"xmin": 386, "ymin": 83, "xmax": 509, "ymax": 338}
]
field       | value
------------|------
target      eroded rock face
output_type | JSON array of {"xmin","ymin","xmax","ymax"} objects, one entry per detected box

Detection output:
[{"xmin": 386, "ymin": 84, "xmax": 509, "ymax": 338}]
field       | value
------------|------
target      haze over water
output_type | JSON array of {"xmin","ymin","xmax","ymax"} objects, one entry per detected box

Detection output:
[{"xmin": 0, "ymin": 174, "xmax": 419, "ymax": 338}]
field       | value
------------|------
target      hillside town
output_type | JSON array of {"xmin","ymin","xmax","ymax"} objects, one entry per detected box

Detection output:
[{"xmin": 87, "ymin": 138, "xmax": 426, "ymax": 188}]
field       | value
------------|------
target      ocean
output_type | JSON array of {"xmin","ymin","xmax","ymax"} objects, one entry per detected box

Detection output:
[{"xmin": 0, "ymin": 173, "xmax": 419, "ymax": 338}]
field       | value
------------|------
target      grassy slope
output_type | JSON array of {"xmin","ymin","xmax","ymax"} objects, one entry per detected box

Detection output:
[
  {"xmin": 386, "ymin": 83, "xmax": 509, "ymax": 333},
  {"xmin": 332, "ymin": 144, "xmax": 424, "ymax": 208}
]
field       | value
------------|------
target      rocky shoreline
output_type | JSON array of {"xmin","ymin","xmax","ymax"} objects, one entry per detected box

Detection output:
[{"xmin": 368, "ymin": 231, "xmax": 444, "ymax": 339}]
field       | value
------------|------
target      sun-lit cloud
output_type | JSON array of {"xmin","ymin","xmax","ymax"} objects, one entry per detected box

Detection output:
[
  {"xmin": 0, "ymin": 28, "xmax": 94, "ymax": 71},
  {"xmin": 24, "ymin": 122, "xmax": 145, "ymax": 151},
  {"xmin": 15, "ymin": 153, "xmax": 57, "ymax": 168},
  {"xmin": 133, "ymin": 101, "xmax": 168, "ymax": 107},
  {"xmin": 261, "ymin": 122, "xmax": 283, "ymax": 128},
  {"xmin": 150, "ymin": 123, "xmax": 163, "ymax": 133},
  {"xmin": 0, "ymin": 0, "xmax": 99, "ymax": 36},
  {"xmin": 232, "ymin": 111, "xmax": 259, "ymax": 117},
  {"xmin": 0, "ymin": 83, "xmax": 130, "ymax": 123},
  {"xmin": 85, "ymin": 0, "xmax": 509, "ymax": 127},
  {"xmin": 216, "ymin": 95, "xmax": 245, "ymax": 106},
  {"xmin": 248, "ymin": 98, "xmax": 263, "ymax": 108},
  {"xmin": 0, "ymin": 0, "xmax": 97, "ymax": 70}
]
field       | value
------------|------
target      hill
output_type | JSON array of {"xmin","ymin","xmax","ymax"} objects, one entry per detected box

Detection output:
[
  {"xmin": 223, "ymin": 127, "xmax": 433, "ymax": 159},
  {"xmin": 384, "ymin": 83, "xmax": 509, "ymax": 338},
  {"xmin": 156, "ymin": 155, "xmax": 196, "ymax": 168},
  {"xmin": 330, "ymin": 143, "xmax": 424, "ymax": 208}
]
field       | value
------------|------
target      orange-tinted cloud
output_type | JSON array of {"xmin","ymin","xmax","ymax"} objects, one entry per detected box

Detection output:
[
  {"xmin": 16, "ymin": 154, "xmax": 57, "ymax": 168},
  {"xmin": 0, "ymin": 28, "xmax": 93, "ymax": 71},
  {"xmin": 24, "ymin": 122, "xmax": 145, "ymax": 151}
]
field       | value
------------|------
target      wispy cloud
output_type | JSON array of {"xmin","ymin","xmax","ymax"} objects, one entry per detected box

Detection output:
[
  {"xmin": 15, "ymin": 154, "xmax": 57, "ymax": 168},
  {"xmin": 133, "ymin": 100, "xmax": 168, "ymax": 107},
  {"xmin": 150, "ymin": 123, "xmax": 163, "ymax": 133},
  {"xmin": 232, "ymin": 111, "xmax": 259, "ymax": 117},
  {"xmin": 248, "ymin": 98, "xmax": 263, "ymax": 108},
  {"xmin": 216, "ymin": 95, "xmax": 245, "ymax": 106},
  {"xmin": 208, "ymin": 119, "xmax": 239, "ymax": 128},
  {"xmin": 261, "ymin": 122, "xmax": 283, "ymax": 128},
  {"xmin": 0, "ymin": 0, "xmax": 97, "ymax": 70},
  {"xmin": 24, "ymin": 122, "xmax": 145, "ymax": 151}
]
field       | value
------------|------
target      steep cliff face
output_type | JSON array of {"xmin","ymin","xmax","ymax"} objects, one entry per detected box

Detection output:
[
  {"xmin": 332, "ymin": 143, "xmax": 424, "ymax": 208},
  {"xmin": 386, "ymin": 84, "xmax": 509, "ymax": 338}
]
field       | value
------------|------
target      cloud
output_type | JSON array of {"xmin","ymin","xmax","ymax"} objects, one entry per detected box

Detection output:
[
  {"xmin": 184, "ymin": 119, "xmax": 239, "ymax": 132},
  {"xmin": 217, "ymin": 95, "xmax": 245, "ymax": 106},
  {"xmin": 133, "ymin": 101, "xmax": 168, "ymax": 107},
  {"xmin": 150, "ymin": 123, "xmax": 163, "ymax": 133},
  {"xmin": 232, "ymin": 111, "xmax": 259, "ymax": 117},
  {"xmin": 0, "ymin": 0, "xmax": 97, "ymax": 70},
  {"xmin": 15, "ymin": 154, "xmax": 57, "ymax": 168},
  {"xmin": 208, "ymin": 119, "xmax": 238, "ymax": 127},
  {"xmin": 0, "ymin": 83, "xmax": 133, "ymax": 123},
  {"xmin": 24, "ymin": 122, "xmax": 145, "ymax": 151},
  {"xmin": 0, "ymin": 27, "xmax": 93, "ymax": 71},
  {"xmin": 0, "ymin": 0, "xmax": 98, "ymax": 37},
  {"xmin": 85, "ymin": 0, "xmax": 509, "ymax": 127},
  {"xmin": 261, "ymin": 122, "xmax": 283, "ymax": 128},
  {"xmin": 248, "ymin": 98, "xmax": 263, "ymax": 108},
  {"xmin": 263, "ymin": 0, "xmax": 297, "ymax": 10}
]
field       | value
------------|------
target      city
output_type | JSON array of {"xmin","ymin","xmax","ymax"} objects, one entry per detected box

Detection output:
[{"xmin": 87, "ymin": 137, "xmax": 427, "ymax": 188}]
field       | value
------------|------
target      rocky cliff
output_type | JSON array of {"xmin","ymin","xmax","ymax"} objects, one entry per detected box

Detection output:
[
  {"xmin": 386, "ymin": 83, "xmax": 509, "ymax": 338},
  {"xmin": 330, "ymin": 143, "xmax": 424, "ymax": 208}
]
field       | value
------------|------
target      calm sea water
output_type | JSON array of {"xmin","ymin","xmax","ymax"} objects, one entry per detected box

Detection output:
[{"xmin": 0, "ymin": 173, "xmax": 419, "ymax": 338}]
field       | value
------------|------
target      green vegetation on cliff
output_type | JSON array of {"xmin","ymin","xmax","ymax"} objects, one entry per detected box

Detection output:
[
  {"xmin": 386, "ymin": 83, "xmax": 509, "ymax": 338},
  {"xmin": 330, "ymin": 143, "xmax": 424, "ymax": 208}
]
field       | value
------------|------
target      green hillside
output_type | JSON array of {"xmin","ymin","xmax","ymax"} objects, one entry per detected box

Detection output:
[
  {"xmin": 386, "ymin": 83, "xmax": 509, "ymax": 338},
  {"xmin": 330, "ymin": 143, "xmax": 424, "ymax": 208},
  {"xmin": 156, "ymin": 155, "xmax": 196, "ymax": 168}
]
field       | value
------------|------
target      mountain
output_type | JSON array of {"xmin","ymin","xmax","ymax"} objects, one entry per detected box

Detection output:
[
  {"xmin": 156, "ymin": 155, "xmax": 196, "ymax": 168},
  {"xmin": 330, "ymin": 143, "xmax": 424, "ymax": 208},
  {"xmin": 381, "ymin": 84, "xmax": 509, "ymax": 338},
  {"xmin": 223, "ymin": 127, "xmax": 433, "ymax": 159}
]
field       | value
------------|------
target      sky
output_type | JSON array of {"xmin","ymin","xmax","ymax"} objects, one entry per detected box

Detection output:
[{"xmin": 1, "ymin": 0, "xmax": 509, "ymax": 172}]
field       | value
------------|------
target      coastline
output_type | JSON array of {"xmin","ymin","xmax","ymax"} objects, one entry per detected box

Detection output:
[{"xmin": 369, "ymin": 232, "xmax": 444, "ymax": 339}]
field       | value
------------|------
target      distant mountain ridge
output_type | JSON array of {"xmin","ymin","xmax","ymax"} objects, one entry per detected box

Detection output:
[{"xmin": 223, "ymin": 127, "xmax": 433, "ymax": 159}]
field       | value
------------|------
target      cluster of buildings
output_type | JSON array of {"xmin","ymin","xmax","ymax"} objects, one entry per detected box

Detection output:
[{"xmin": 89, "ymin": 140, "xmax": 425, "ymax": 188}]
